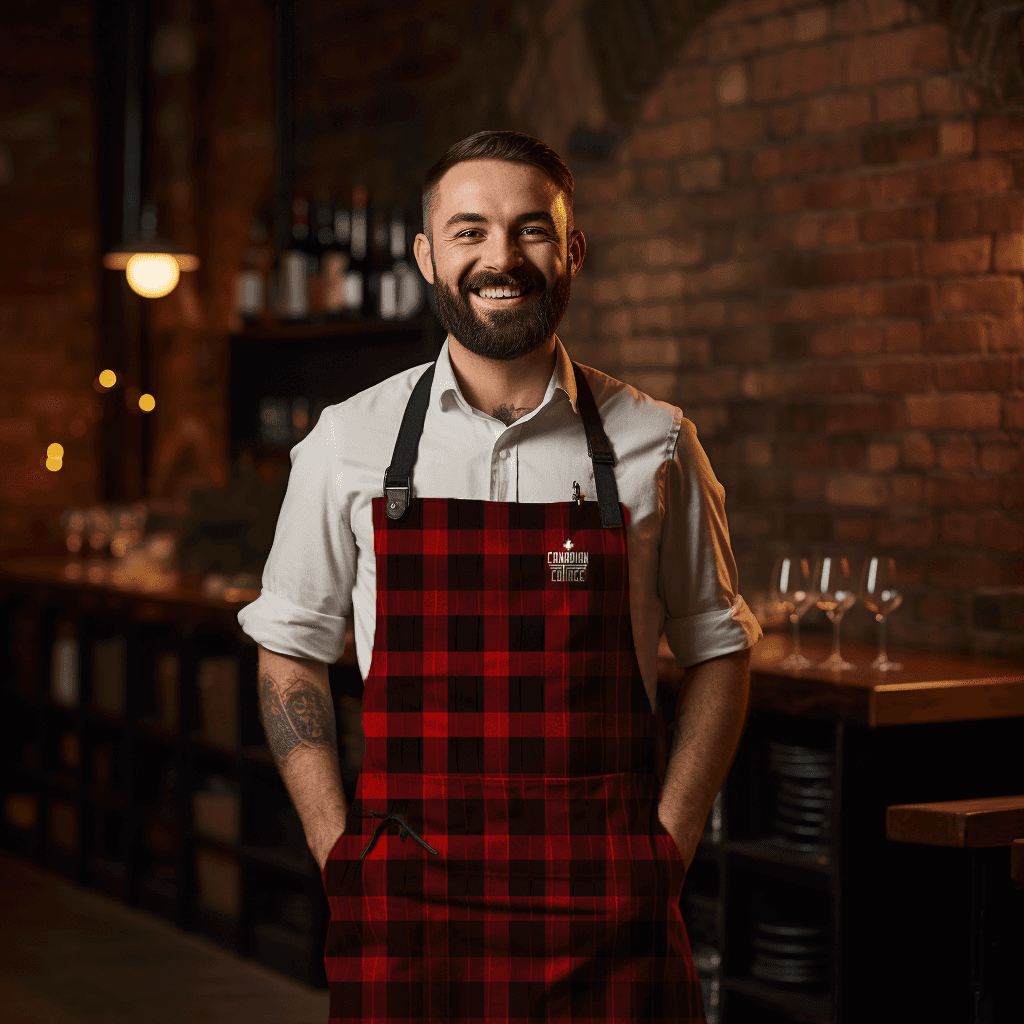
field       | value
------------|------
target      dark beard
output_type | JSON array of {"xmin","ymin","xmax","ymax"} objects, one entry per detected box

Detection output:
[{"xmin": 431, "ymin": 256, "xmax": 572, "ymax": 362}]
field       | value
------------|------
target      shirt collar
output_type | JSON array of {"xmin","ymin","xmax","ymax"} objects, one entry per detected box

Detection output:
[{"xmin": 431, "ymin": 335, "xmax": 579, "ymax": 417}]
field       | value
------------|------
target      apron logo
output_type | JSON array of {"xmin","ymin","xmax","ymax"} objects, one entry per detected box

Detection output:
[{"xmin": 547, "ymin": 538, "xmax": 588, "ymax": 583}]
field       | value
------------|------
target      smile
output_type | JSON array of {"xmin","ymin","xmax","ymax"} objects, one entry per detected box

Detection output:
[{"xmin": 470, "ymin": 283, "xmax": 533, "ymax": 301}]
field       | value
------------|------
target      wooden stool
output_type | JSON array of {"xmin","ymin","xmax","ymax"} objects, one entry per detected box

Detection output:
[{"xmin": 887, "ymin": 795, "xmax": 1024, "ymax": 1024}]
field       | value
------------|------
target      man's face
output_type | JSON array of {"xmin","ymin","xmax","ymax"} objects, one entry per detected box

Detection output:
[{"xmin": 413, "ymin": 159, "xmax": 585, "ymax": 361}]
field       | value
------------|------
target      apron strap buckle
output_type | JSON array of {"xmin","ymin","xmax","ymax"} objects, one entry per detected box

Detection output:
[{"xmin": 383, "ymin": 474, "xmax": 411, "ymax": 520}]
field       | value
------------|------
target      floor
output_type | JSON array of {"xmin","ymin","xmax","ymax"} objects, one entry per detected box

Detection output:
[{"xmin": 0, "ymin": 853, "xmax": 330, "ymax": 1024}]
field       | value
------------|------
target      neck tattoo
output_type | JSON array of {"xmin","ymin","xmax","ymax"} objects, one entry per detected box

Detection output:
[{"xmin": 493, "ymin": 403, "xmax": 532, "ymax": 426}]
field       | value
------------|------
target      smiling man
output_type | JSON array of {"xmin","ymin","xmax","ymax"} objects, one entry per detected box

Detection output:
[{"xmin": 239, "ymin": 131, "xmax": 761, "ymax": 1024}]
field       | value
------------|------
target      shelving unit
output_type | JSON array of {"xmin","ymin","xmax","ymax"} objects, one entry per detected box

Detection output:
[{"xmin": 0, "ymin": 563, "xmax": 363, "ymax": 988}]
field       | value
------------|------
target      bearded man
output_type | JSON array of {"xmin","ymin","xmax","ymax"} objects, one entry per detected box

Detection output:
[{"xmin": 239, "ymin": 130, "xmax": 761, "ymax": 1024}]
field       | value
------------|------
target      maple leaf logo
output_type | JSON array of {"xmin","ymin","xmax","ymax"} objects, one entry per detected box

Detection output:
[{"xmin": 563, "ymin": 539, "xmax": 574, "ymax": 550}]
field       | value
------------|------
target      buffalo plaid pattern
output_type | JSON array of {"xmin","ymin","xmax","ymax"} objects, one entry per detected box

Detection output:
[{"xmin": 323, "ymin": 497, "xmax": 704, "ymax": 1022}]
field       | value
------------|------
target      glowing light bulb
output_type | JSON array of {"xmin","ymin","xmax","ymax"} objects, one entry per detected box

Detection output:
[
  {"xmin": 125, "ymin": 252, "xmax": 180, "ymax": 298},
  {"xmin": 98, "ymin": 369, "xmax": 117, "ymax": 388},
  {"xmin": 47, "ymin": 442, "xmax": 64, "ymax": 458},
  {"xmin": 46, "ymin": 457, "xmax": 63, "ymax": 472},
  {"xmin": 139, "ymin": 393, "xmax": 156, "ymax": 412}
]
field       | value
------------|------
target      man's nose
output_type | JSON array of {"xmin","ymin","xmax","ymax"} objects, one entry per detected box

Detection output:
[{"xmin": 481, "ymin": 232, "xmax": 526, "ymax": 272}]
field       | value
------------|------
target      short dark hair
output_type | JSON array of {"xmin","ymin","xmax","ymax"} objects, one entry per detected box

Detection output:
[{"xmin": 422, "ymin": 130, "xmax": 574, "ymax": 240}]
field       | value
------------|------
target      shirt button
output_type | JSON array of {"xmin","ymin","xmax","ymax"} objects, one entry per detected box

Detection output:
[{"xmin": 499, "ymin": 449, "xmax": 509, "ymax": 460}]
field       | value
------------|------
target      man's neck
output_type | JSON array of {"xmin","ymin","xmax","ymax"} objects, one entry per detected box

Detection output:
[{"xmin": 447, "ymin": 335, "xmax": 558, "ymax": 427}]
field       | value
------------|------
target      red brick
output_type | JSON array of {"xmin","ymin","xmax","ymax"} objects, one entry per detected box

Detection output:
[
  {"xmin": 675, "ymin": 156, "xmax": 724, "ymax": 191},
  {"xmin": 938, "ymin": 439, "xmax": 979, "ymax": 472},
  {"xmin": 977, "ymin": 115, "xmax": 1024, "ymax": 154},
  {"xmin": 760, "ymin": 15, "xmax": 794, "ymax": 50},
  {"xmin": 835, "ymin": 517, "xmax": 874, "ymax": 543},
  {"xmin": 903, "ymin": 432, "xmax": 935, "ymax": 468},
  {"xmin": 891, "ymin": 474, "xmax": 924, "ymax": 505},
  {"xmin": 1003, "ymin": 477, "xmax": 1024, "ymax": 509},
  {"xmin": 806, "ymin": 175, "xmax": 873, "ymax": 210},
  {"xmin": 831, "ymin": 0, "xmax": 870, "ymax": 35},
  {"xmin": 631, "ymin": 119, "xmax": 713, "ymax": 160},
  {"xmin": 918, "ymin": 157, "xmax": 1014, "ymax": 197},
  {"xmin": 764, "ymin": 182, "xmax": 807, "ymax": 213},
  {"xmin": 816, "ymin": 249, "xmax": 883, "ymax": 283},
  {"xmin": 936, "ymin": 198, "xmax": 979, "ymax": 239},
  {"xmin": 924, "ymin": 322, "xmax": 988, "ymax": 352},
  {"xmin": 836, "ymin": 439, "xmax": 867, "ymax": 470},
  {"xmin": 641, "ymin": 166, "xmax": 671, "ymax": 196},
  {"xmin": 881, "ymin": 243, "xmax": 919, "ymax": 278},
  {"xmin": 827, "ymin": 473, "xmax": 889, "ymax": 507},
  {"xmin": 876, "ymin": 516, "xmax": 939, "ymax": 547},
  {"xmin": 786, "ymin": 439, "xmax": 831, "ymax": 467},
  {"xmin": 769, "ymin": 103, "xmax": 803, "ymax": 137},
  {"xmin": 926, "ymin": 478, "xmax": 999, "ymax": 511},
  {"xmin": 977, "ymin": 195, "xmax": 1024, "ymax": 232},
  {"xmin": 876, "ymin": 82, "xmax": 920, "ymax": 122},
  {"xmin": 928, "ymin": 555, "xmax": 1003, "ymax": 588},
  {"xmin": 867, "ymin": 441, "xmax": 900, "ymax": 471},
  {"xmin": 939, "ymin": 276, "xmax": 1024, "ymax": 313},
  {"xmin": 823, "ymin": 213, "xmax": 859, "ymax": 245},
  {"xmin": 653, "ymin": 68, "xmax": 715, "ymax": 119},
  {"xmin": 940, "ymin": 121, "xmax": 975, "ymax": 156},
  {"xmin": 793, "ymin": 473, "xmax": 825, "ymax": 502},
  {"xmin": 980, "ymin": 445, "xmax": 1021, "ymax": 474},
  {"xmin": 786, "ymin": 286, "xmax": 864, "ymax": 320},
  {"xmin": 934, "ymin": 357, "xmax": 1017, "ymax": 391},
  {"xmin": 847, "ymin": 25, "xmax": 950, "ymax": 85},
  {"xmin": 751, "ymin": 43, "xmax": 842, "ymax": 102},
  {"xmin": 886, "ymin": 323, "xmax": 923, "ymax": 353},
  {"xmin": 864, "ymin": 126, "xmax": 938, "ymax": 164},
  {"xmin": 867, "ymin": 0, "xmax": 909, "ymax": 30},
  {"xmin": 804, "ymin": 93, "xmax": 874, "ymax": 134},
  {"xmin": 921, "ymin": 76, "xmax": 965, "ymax": 115},
  {"xmin": 824, "ymin": 399, "xmax": 904, "ymax": 431},
  {"xmin": 977, "ymin": 515, "xmax": 1024, "ymax": 553},
  {"xmin": 794, "ymin": 365, "xmax": 863, "ymax": 393},
  {"xmin": 990, "ymin": 317, "xmax": 1024, "ymax": 351},
  {"xmin": 940, "ymin": 513, "xmax": 977, "ymax": 546},
  {"xmin": 811, "ymin": 325, "xmax": 882, "ymax": 355},
  {"xmin": 715, "ymin": 109, "xmax": 766, "ymax": 148},
  {"xmin": 906, "ymin": 392, "xmax": 1002, "ymax": 429},
  {"xmin": 920, "ymin": 237, "xmax": 992, "ymax": 276},
  {"xmin": 860, "ymin": 360, "xmax": 929, "ymax": 392},
  {"xmin": 861, "ymin": 281, "xmax": 937, "ymax": 317},
  {"xmin": 754, "ymin": 147, "xmax": 783, "ymax": 178},
  {"xmin": 859, "ymin": 205, "xmax": 935, "ymax": 241},
  {"xmin": 993, "ymin": 233, "xmax": 1024, "ymax": 272}
]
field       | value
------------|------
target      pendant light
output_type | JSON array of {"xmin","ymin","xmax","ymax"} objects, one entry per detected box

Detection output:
[{"xmin": 103, "ymin": 202, "xmax": 199, "ymax": 299}]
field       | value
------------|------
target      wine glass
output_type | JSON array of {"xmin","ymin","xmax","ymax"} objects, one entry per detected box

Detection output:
[
  {"xmin": 811, "ymin": 554, "xmax": 858, "ymax": 671},
  {"xmin": 860, "ymin": 555, "xmax": 903, "ymax": 671},
  {"xmin": 770, "ymin": 554, "xmax": 815, "ymax": 669}
]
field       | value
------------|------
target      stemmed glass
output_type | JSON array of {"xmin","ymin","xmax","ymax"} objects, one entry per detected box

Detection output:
[
  {"xmin": 770, "ymin": 554, "xmax": 815, "ymax": 669},
  {"xmin": 860, "ymin": 555, "xmax": 903, "ymax": 671},
  {"xmin": 811, "ymin": 554, "xmax": 858, "ymax": 671}
]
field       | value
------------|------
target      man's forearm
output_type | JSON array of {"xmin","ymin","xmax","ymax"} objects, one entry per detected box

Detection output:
[
  {"xmin": 257, "ymin": 645, "xmax": 349, "ymax": 869},
  {"xmin": 657, "ymin": 647, "xmax": 751, "ymax": 869}
]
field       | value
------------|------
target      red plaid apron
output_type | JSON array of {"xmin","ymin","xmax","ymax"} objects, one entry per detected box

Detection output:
[{"xmin": 323, "ymin": 362, "xmax": 704, "ymax": 1022}]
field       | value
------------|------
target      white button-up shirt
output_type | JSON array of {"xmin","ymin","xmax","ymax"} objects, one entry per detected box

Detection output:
[{"xmin": 238, "ymin": 336, "xmax": 761, "ymax": 712}]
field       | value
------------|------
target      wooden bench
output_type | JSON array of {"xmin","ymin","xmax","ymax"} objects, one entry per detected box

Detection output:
[{"xmin": 887, "ymin": 795, "xmax": 1024, "ymax": 1024}]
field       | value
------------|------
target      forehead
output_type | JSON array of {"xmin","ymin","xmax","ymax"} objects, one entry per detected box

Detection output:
[{"xmin": 432, "ymin": 159, "xmax": 566, "ymax": 223}]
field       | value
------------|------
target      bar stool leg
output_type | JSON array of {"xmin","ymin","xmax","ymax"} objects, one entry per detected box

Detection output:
[{"xmin": 969, "ymin": 850, "xmax": 991, "ymax": 1024}]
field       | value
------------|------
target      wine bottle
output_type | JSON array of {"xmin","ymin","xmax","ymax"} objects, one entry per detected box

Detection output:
[
  {"xmin": 279, "ymin": 195, "xmax": 311, "ymax": 319},
  {"xmin": 345, "ymin": 184, "xmax": 368, "ymax": 315},
  {"xmin": 367, "ymin": 203, "xmax": 391, "ymax": 318},
  {"xmin": 392, "ymin": 208, "xmax": 426, "ymax": 320},
  {"xmin": 322, "ymin": 194, "xmax": 351, "ymax": 316},
  {"xmin": 235, "ymin": 217, "xmax": 267, "ymax": 319}
]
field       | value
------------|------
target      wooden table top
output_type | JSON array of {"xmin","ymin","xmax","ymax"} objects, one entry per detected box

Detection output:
[
  {"xmin": 699, "ymin": 632, "xmax": 1021, "ymax": 727},
  {"xmin": 5, "ymin": 557, "xmax": 1022, "ymax": 723}
]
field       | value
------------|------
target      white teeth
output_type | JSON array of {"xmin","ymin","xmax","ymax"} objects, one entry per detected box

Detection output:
[{"xmin": 477, "ymin": 287, "xmax": 523, "ymax": 299}]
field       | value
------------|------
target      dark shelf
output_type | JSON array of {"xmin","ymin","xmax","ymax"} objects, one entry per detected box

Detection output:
[
  {"xmin": 234, "ymin": 312, "xmax": 438, "ymax": 341},
  {"xmin": 724, "ymin": 976, "xmax": 833, "ymax": 1023}
]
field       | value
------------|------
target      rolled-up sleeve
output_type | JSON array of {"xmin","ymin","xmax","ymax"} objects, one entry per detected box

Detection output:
[
  {"xmin": 659, "ymin": 418, "xmax": 762, "ymax": 668},
  {"xmin": 237, "ymin": 407, "xmax": 353, "ymax": 663}
]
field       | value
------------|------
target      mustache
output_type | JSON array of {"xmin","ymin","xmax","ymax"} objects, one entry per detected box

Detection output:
[{"xmin": 461, "ymin": 274, "xmax": 538, "ymax": 295}]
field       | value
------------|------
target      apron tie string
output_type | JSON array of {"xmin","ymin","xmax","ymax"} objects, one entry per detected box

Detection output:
[{"xmin": 354, "ymin": 809, "xmax": 439, "ymax": 862}]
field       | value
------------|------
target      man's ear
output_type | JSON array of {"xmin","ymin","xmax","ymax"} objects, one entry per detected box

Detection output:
[{"xmin": 413, "ymin": 232, "xmax": 435, "ymax": 284}]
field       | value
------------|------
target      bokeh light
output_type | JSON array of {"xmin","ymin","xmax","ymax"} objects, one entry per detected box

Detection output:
[
  {"xmin": 47, "ymin": 442, "xmax": 64, "ymax": 458},
  {"xmin": 45, "ymin": 457, "xmax": 62, "ymax": 472},
  {"xmin": 98, "ymin": 369, "xmax": 117, "ymax": 388},
  {"xmin": 139, "ymin": 393, "xmax": 156, "ymax": 412},
  {"xmin": 125, "ymin": 252, "xmax": 180, "ymax": 298}
]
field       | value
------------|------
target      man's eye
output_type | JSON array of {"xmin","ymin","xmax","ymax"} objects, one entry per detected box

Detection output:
[
  {"xmin": 457, "ymin": 230, "xmax": 480, "ymax": 238},
  {"xmin": 522, "ymin": 227, "xmax": 546, "ymax": 236}
]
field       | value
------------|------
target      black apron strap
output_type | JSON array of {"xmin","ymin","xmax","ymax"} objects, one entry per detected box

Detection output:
[
  {"xmin": 382, "ymin": 357, "xmax": 624, "ymax": 529},
  {"xmin": 571, "ymin": 362, "xmax": 624, "ymax": 529},
  {"xmin": 383, "ymin": 362, "xmax": 436, "ymax": 520}
]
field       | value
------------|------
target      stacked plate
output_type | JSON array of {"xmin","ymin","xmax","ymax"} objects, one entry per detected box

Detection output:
[
  {"xmin": 768, "ymin": 742, "xmax": 833, "ymax": 852},
  {"xmin": 750, "ymin": 920, "xmax": 829, "ymax": 986}
]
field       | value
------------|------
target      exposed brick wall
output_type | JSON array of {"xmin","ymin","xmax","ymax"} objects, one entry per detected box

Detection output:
[
  {"xmin": 556, "ymin": 0, "xmax": 1024, "ymax": 654},
  {"xmin": 0, "ymin": 2, "xmax": 102, "ymax": 552}
]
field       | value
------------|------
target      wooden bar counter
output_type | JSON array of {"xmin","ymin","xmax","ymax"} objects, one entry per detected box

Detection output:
[{"xmin": 3, "ymin": 557, "xmax": 1023, "ymax": 1022}]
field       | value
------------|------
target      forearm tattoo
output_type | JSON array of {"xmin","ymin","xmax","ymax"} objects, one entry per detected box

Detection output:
[
  {"xmin": 258, "ymin": 672, "xmax": 337, "ymax": 766},
  {"xmin": 492, "ymin": 403, "xmax": 532, "ymax": 426}
]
